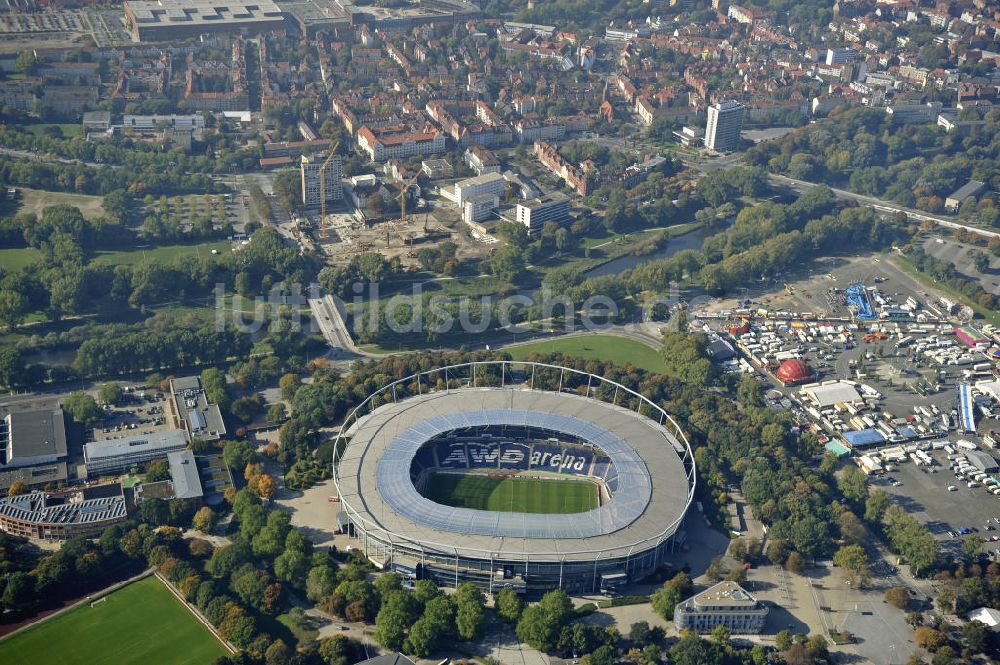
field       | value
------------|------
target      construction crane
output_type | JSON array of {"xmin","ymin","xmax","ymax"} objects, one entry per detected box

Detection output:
[
  {"xmin": 318, "ymin": 140, "xmax": 340, "ymax": 221},
  {"xmin": 388, "ymin": 172, "xmax": 421, "ymax": 248}
]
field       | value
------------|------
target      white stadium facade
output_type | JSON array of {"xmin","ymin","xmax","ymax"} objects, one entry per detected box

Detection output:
[{"xmin": 333, "ymin": 361, "xmax": 696, "ymax": 594}]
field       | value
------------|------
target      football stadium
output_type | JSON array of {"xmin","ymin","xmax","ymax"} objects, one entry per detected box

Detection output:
[{"xmin": 333, "ymin": 362, "xmax": 696, "ymax": 594}]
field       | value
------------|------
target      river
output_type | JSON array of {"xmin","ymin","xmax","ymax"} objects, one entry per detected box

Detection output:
[{"xmin": 581, "ymin": 224, "xmax": 713, "ymax": 279}]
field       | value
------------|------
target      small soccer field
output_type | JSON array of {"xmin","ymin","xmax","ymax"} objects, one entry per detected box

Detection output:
[
  {"xmin": 425, "ymin": 473, "xmax": 599, "ymax": 513},
  {"xmin": 0, "ymin": 576, "xmax": 228, "ymax": 665}
]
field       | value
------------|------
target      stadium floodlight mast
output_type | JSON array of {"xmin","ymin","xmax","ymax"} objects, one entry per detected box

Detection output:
[{"xmin": 330, "ymin": 361, "xmax": 697, "ymax": 593}]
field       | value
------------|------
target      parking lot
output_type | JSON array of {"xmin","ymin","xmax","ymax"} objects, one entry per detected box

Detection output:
[
  {"xmin": 875, "ymin": 448, "xmax": 1000, "ymax": 559},
  {"xmin": 89, "ymin": 388, "xmax": 174, "ymax": 444}
]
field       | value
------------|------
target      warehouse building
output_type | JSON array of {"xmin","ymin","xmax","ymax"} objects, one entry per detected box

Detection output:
[
  {"xmin": 124, "ymin": 1, "xmax": 285, "ymax": 42},
  {"xmin": 84, "ymin": 430, "xmax": 188, "ymax": 476},
  {"xmin": 0, "ymin": 399, "xmax": 69, "ymax": 493}
]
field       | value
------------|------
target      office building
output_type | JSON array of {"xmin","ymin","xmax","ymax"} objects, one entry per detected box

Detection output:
[
  {"xmin": 84, "ymin": 430, "xmax": 189, "ymax": 476},
  {"xmin": 826, "ymin": 48, "xmax": 858, "ymax": 66},
  {"xmin": 674, "ymin": 581, "xmax": 769, "ymax": 634},
  {"xmin": 515, "ymin": 192, "xmax": 571, "ymax": 235},
  {"xmin": 134, "ymin": 449, "xmax": 205, "ymax": 503},
  {"xmin": 301, "ymin": 153, "xmax": 343, "ymax": 207},
  {"xmin": 0, "ymin": 484, "xmax": 127, "ymax": 542},
  {"xmin": 705, "ymin": 100, "xmax": 745, "ymax": 152},
  {"xmin": 170, "ymin": 376, "xmax": 227, "ymax": 441},
  {"xmin": 463, "ymin": 194, "xmax": 498, "ymax": 224},
  {"xmin": 453, "ymin": 172, "xmax": 505, "ymax": 206}
]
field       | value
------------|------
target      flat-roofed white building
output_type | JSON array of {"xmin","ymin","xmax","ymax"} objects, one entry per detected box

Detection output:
[
  {"xmin": 674, "ymin": 581, "xmax": 768, "ymax": 634},
  {"xmin": 84, "ymin": 430, "xmax": 188, "ymax": 476},
  {"xmin": 515, "ymin": 192, "xmax": 571, "ymax": 235}
]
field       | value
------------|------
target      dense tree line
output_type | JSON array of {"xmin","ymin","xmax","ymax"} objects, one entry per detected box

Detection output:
[
  {"xmin": 0, "ymin": 125, "xmax": 261, "ymax": 176},
  {"xmin": 0, "ymin": 154, "xmax": 223, "ymax": 197},
  {"xmin": 746, "ymin": 106, "xmax": 1000, "ymax": 220}
]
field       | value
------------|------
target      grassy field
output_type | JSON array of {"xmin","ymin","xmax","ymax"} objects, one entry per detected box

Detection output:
[
  {"xmin": 0, "ymin": 247, "xmax": 44, "ymax": 270},
  {"xmin": 91, "ymin": 241, "xmax": 231, "ymax": 266},
  {"xmin": 426, "ymin": 473, "xmax": 599, "ymax": 513},
  {"xmin": 507, "ymin": 334, "xmax": 667, "ymax": 374},
  {"xmin": 17, "ymin": 187, "xmax": 105, "ymax": 220},
  {"xmin": 23, "ymin": 123, "xmax": 82, "ymax": 138},
  {"xmin": 0, "ymin": 576, "xmax": 227, "ymax": 665}
]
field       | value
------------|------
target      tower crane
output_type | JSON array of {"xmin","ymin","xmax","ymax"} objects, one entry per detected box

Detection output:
[
  {"xmin": 318, "ymin": 140, "xmax": 340, "ymax": 221},
  {"xmin": 388, "ymin": 171, "xmax": 422, "ymax": 248}
]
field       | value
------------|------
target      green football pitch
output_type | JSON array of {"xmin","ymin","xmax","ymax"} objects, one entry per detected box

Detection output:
[
  {"xmin": 425, "ymin": 473, "xmax": 599, "ymax": 513},
  {"xmin": 0, "ymin": 576, "xmax": 228, "ymax": 665}
]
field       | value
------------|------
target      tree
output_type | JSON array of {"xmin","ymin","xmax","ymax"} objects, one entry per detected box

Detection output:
[
  {"xmin": 139, "ymin": 498, "xmax": 170, "ymax": 525},
  {"xmin": 223, "ymin": 439, "xmax": 255, "ymax": 471},
  {"xmin": 193, "ymin": 506, "xmax": 218, "ymax": 533},
  {"xmin": 838, "ymin": 465, "xmax": 868, "ymax": 503},
  {"xmin": 7, "ymin": 480, "xmax": 28, "ymax": 497},
  {"xmin": 15, "ymin": 50, "xmax": 37, "ymax": 76},
  {"xmin": 489, "ymin": 245, "xmax": 526, "ymax": 283},
  {"xmin": 833, "ymin": 544, "xmax": 870, "ymax": 586},
  {"xmin": 914, "ymin": 626, "xmax": 946, "ymax": 651},
  {"xmin": 785, "ymin": 551, "xmax": 806, "ymax": 574},
  {"xmin": 885, "ymin": 587, "xmax": 910, "ymax": 610},
  {"xmin": 516, "ymin": 589, "xmax": 573, "ymax": 653},
  {"xmin": 961, "ymin": 620, "xmax": 991, "ymax": 653},
  {"xmin": 775, "ymin": 629, "xmax": 793, "ymax": 651},
  {"xmin": 0, "ymin": 289, "xmax": 27, "ymax": 330},
  {"xmin": 98, "ymin": 382, "xmax": 123, "ymax": 405},
  {"xmin": 496, "ymin": 586, "xmax": 524, "ymax": 623},
  {"xmin": 455, "ymin": 589, "xmax": 486, "ymax": 640},
  {"xmin": 1, "ymin": 571, "xmax": 34, "ymax": 612},
  {"xmin": 651, "ymin": 581, "xmax": 682, "ymax": 620},
  {"xmin": 145, "ymin": 458, "xmax": 171, "ymax": 482},
  {"xmin": 266, "ymin": 403, "xmax": 287, "ymax": 424},
  {"xmin": 63, "ymin": 391, "xmax": 101, "ymax": 426}
]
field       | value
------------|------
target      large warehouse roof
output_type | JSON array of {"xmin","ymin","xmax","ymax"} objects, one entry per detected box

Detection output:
[
  {"xmin": 803, "ymin": 381, "xmax": 862, "ymax": 407},
  {"xmin": 336, "ymin": 387, "xmax": 691, "ymax": 561}
]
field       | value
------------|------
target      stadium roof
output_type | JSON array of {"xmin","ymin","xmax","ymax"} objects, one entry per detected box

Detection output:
[{"xmin": 337, "ymin": 388, "xmax": 691, "ymax": 561}]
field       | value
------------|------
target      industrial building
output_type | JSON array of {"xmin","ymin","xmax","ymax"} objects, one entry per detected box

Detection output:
[
  {"xmin": 515, "ymin": 192, "xmax": 571, "ymax": 235},
  {"xmin": 300, "ymin": 153, "xmax": 343, "ymax": 208},
  {"xmin": 705, "ymin": 100, "xmax": 745, "ymax": 152},
  {"xmin": 0, "ymin": 399, "xmax": 69, "ymax": 493},
  {"xmin": 945, "ymin": 180, "xmax": 987, "ymax": 212},
  {"xmin": 124, "ymin": 1, "xmax": 285, "ymax": 42},
  {"xmin": 83, "ymin": 430, "xmax": 189, "ymax": 476},
  {"xmin": 673, "ymin": 581, "xmax": 769, "ymax": 634}
]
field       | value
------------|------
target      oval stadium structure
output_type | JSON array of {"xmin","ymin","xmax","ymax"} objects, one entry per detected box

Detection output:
[{"xmin": 333, "ymin": 362, "xmax": 695, "ymax": 594}]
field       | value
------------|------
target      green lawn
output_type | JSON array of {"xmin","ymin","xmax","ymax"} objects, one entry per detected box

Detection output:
[
  {"xmin": 507, "ymin": 334, "xmax": 667, "ymax": 374},
  {"xmin": 23, "ymin": 123, "xmax": 82, "ymax": 138},
  {"xmin": 91, "ymin": 241, "xmax": 231, "ymax": 266},
  {"xmin": 0, "ymin": 247, "xmax": 44, "ymax": 270},
  {"xmin": 0, "ymin": 576, "xmax": 227, "ymax": 665},
  {"xmin": 426, "ymin": 473, "xmax": 599, "ymax": 513}
]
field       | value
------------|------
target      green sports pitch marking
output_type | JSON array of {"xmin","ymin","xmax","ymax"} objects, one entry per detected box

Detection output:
[
  {"xmin": 425, "ymin": 473, "xmax": 599, "ymax": 514},
  {"xmin": 0, "ymin": 576, "xmax": 227, "ymax": 665}
]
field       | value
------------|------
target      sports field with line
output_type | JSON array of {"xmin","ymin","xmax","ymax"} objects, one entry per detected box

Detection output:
[
  {"xmin": 425, "ymin": 473, "xmax": 599, "ymax": 513},
  {"xmin": 0, "ymin": 576, "xmax": 228, "ymax": 665}
]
